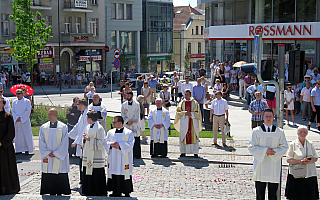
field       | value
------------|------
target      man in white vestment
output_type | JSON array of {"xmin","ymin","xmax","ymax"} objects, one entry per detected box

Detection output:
[
  {"xmin": 121, "ymin": 91, "xmax": 141, "ymax": 158},
  {"xmin": 104, "ymin": 116, "xmax": 134, "ymax": 197},
  {"xmin": 39, "ymin": 108, "xmax": 71, "ymax": 195},
  {"xmin": 88, "ymin": 93, "xmax": 108, "ymax": 132},
  {"xmin": 147, "ymin": 98, "xmax": 171, "ymax": 158},
  {"xmin": 0, "ymin": 87, "xmax": 10, "ymax": 112},
  {"xmin": 174, "ymin": 89, "xmax": 202, "ymax": 158},
  {"xmin": 68, "ymin": 98, "xmax": 88, "ymax": 183},
  {"xmin": 12, "ymin": 89, "xmax": 34, "ymax": 154},
  {"xmin": 248, "ymin": 109, "xmax": 288, "ymax": 200}
]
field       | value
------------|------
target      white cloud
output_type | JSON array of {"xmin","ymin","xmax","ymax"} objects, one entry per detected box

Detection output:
[{"xmin": 173, "ymin": 0, "xmax": 197, "ymax": 7}]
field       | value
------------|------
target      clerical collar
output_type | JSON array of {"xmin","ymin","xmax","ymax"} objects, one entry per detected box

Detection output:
[
  {"xmin": 90, "ymin": 123, "xmax": 95, "ymax": 128},
  {"xmin": 115, "ymin": 127, "xmax": 124, "ymax": 133},
  {"xmin": 50, "ymin": 121, "xmax": 58, "ymax": 128},
  {"xmin": 157, "ymin": 108, "xmax": 162, "ymax": 110},
  {"xmin": 264, "ymin": 123, "xmax": 273, "ymax": 132},
  {"xmin": 93, "ymin": 102, "xmax": 101, "ymax": 106},
  {"xmin": 128, "ymin": 101, "xmax": 133, "ymax": 105}
]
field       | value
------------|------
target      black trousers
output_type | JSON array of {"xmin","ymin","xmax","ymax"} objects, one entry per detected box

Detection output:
[
  {"xmin": 310, "ymin": 105, "xmax": 320, "ymax": 123},
  {"xmin": 255, "ymin": 181, "xmax": 278, "ymax": 200}
]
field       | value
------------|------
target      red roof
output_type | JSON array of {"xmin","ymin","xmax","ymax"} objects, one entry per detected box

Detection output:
[{"xmin": 173, "ymin": 6, "xmax": 204, "ymax": 32}]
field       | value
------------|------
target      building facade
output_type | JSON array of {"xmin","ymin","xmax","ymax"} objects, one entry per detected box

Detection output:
[
  {"xmin": 0, "ymin": 0, "xmax": 106, "ymax": 75},
  {"xmin": 173, "ymin": 6, "xmax": 205, "ymax": 73},
  {"xmin": 198, "ymin": 0, "xmax": 320, "ymax": 73},
  {"xmin": 141, "ymin": 0, "xmax": 173, "ymax": 72}
]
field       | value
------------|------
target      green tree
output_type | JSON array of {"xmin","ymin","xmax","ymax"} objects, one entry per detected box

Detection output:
[
  {"xmin": 7, "ymin": 0, "xmax": 52, "ymax": 87},
  {"xmin": 119, "ymin": 45, "xmax": 127, "ymax": 79}
]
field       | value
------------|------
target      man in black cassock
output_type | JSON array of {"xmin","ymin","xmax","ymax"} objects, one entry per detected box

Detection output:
[
  {"xmin": 0, "ymin": 96, "xmax": 20, "ymax": 195},
  {"xmin": 66, "ymin": 97, "xmax": 81, "ymax": 156}
]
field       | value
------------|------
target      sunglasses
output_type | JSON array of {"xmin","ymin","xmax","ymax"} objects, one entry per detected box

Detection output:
[{"xmin": 16, "ymin": 93, "xmax": 22, "ymax": 95}]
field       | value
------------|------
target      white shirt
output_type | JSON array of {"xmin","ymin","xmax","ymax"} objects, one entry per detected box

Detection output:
[
  {"xmin": 40, "ymin": 72, "xmax": 46, "ymax": 78},
  {"xmin": 181, "ymin": 82, "xmax": 193, "ymax": 96},
  {"xmin": 77, "ymin": 74, "xmax": 82, "ymax": 80},
  {"xmin": 306, "ymin": 69, "xmax": 314, "ymax": 77},
  {"xmin": 301, "ymin": 87, "xmax": 312, "ymax": 102},
  {"xmin": 312, "ymin": 74, "xmax": 320, "ymax": 82},
  {"xmin": 264, "ymin": 124, "xmax": 273, "ymax": 132},
  {"xmin": 210, "ymin": 98, "xmax": 229, "ymax": 115},
  {"xmin": 213, "ymin": 84, "xmax": 222, "ymax": 91},
  {"xmin": 224, "ymin": 66, "xmax": 231, "ymax": 78}
]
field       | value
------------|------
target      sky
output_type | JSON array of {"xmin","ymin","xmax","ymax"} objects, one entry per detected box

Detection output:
[{"xmin": 173, "ymin": 0, "xmax": 197, "ymax": 7}]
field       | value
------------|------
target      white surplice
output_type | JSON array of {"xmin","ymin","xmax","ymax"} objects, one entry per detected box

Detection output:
[
  {"xmin": 121, "ymin": 100, "xmax": 140, "ymax": 137},
  {"xmin": 11, "ymin": 98, "xmax": 34, "ymax": 153},
  {"xmin": 147, "ymin": 108, "xmax": 171, "ymax": 142},
  {"xmin": 248, "ymin": 125, "xmax": 288, "ymax": 183},
  {"xmin": 104, "ymin": 127, "xmax": 134, "ymax": 176},
  {"xmin": 2, "ymin": 95, "xmax": 10, "ymax": 112},
  {"xmin": 39, "ymin": 121, "xmax": 69, "ymax": 173},
  {"xmin": 88, "ymin": 103, "xmax": 108, "ymax": 132},
  {"xmin": 68, "ymin": 107, "xmax": 88, "ymax": 156}
]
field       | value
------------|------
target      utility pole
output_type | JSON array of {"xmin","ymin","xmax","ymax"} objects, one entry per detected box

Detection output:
[{"xmin": 58, "ymin": 0, "xmax": 61, "ymax": 97}]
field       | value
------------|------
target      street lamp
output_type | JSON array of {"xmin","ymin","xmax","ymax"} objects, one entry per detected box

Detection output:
[{"xmin": 58, "ymin": 0, "xmax": 61, "ymax": 96}]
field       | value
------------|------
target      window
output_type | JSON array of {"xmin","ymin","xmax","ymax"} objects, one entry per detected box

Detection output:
[
  {"xmin": 45, "ymin": 16, "xmax": 52, "ymax": 28},
  {"xmin": 111, "ymin": 31, "xmax": 116, "ymax": 49},
  {"xmin": 195, "ymin": 26, "xmax": 199, "ymax": 35},
  {"xmin": 111, "ymin": 3, "xmax": 116, "ymax": 19},
  {"xmin": 64, "ymin": 17, "xmax": 72, "ymax": 33},
  {"xmin": 88, "ymin": 18, "xmax": 98, "ymax": 36},
  {"xmin": 187, "ymin": 43, "xmax": 191, "ymax": 53},
  {"xmin": 1, "ymin": 14, "xmax": 9, "ymax": 36},
  {"xmin": 75, "ymin": 17, "xmax": 81, "ymax": 33},
  {"xmin": 126, "ymin": 4, "xmax": 132, "ymax": 20},
  {"xmin": 192, "ymin": 29, "xmax": 194, "ymax": 35},
  {"xmin": 118, "ymin": 3, "xmax": 124, "ymax": 20},
  {"xmin": 91, "ymin": 0, "xmax": 97, "ymax": 5},
  {"xmin": 198, "ymin": 42, "xmax": 201, "ymax": 54},
  {"xmin": 201, "ymin": 26, "xmax": 203, "ymax": 35}
]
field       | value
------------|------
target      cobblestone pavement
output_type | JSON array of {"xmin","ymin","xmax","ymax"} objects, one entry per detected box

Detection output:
[{"xmin": 3, "ymin": 138, "xmax": 320, "ymax": 199}]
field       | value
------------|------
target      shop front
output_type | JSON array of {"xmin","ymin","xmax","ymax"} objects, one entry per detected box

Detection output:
[{"xmin": 0, "ymin": 47, "xmax": 21, "ymax": 72}]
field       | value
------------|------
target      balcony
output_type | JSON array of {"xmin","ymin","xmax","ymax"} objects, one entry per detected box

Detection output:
[
  {"xmin": 30, "ymin": 0, "xmax": 52, "ymax": 10},
  {"xmin": 61, "ymin": 32, "xmax": 94, "ymax": 43},
  {"xmin": 64, "ymin": 0, "xmax": 93, "ymax": 13}
]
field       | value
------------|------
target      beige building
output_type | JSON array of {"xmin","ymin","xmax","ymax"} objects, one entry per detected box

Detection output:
[{"xmin": 173, "ymin": 6, "xmax": 205, "ymax": 74}]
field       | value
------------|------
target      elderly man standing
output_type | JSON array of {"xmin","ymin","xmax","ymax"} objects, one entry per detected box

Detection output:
[
  {"xmin": 39, "ymin": 108, "xmax": 71, "ymax": 195},
  {"xmin": 193, "ymin": 78, "xmax": 206, "ymax": 121},
  {"xmin": 248, "ymin": 109, "xmax": 288, "ymax": 200},
  {"xmin": 147, "ymin": 98, "xmax": 171, "ymax": 158},
  {"xmin": 174, "ymin": 89, "xmax": 202, "ymax": 158},
  {"xmin": 88, "ymin": 93, "xmax": 108, "ymax": 132},
  {"xmin": 249, "ymin": 91, "xmax": 268, "ymax": 129},
  {"xmin": 148, "ymin": 75, "xmax": 158, "ymax": 104},
  {"xmin": 121, "ymin": 91, "xmax": 141, "ymax": 159},
  {"xmin": 210, "ymin": 91, "xmax": 229, "ymax": 147},
  {"xmin": 12, "ymin": 89, "xmax": 34, "ymax": 154}
]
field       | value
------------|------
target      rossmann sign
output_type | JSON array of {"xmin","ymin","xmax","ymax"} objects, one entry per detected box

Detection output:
[{"xmin": 204, "ymin": 22, "xmax": 320, "ymax": 40}]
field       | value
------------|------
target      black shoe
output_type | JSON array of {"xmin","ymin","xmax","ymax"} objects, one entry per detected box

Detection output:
[
  {"xmin": 125, "ymin": 193, "xmax": 130, "ymax": 197},
  {"xmin": 151, "ymin": 155, "xmax": 156, "ymax": 158},
  {"xmin": 180, "ymin": 153, "xmax": 186, "ymax": 157},
  {"xmin": 25, "ymin": 151, "xmax": 29, "ymax": 155},
  {"xmin": 308, "ymin": 125, "xmax": 311, "ymax": 130},
  {"xmin": 110, "ymin": 193, "xmax": 121, "ymax": 197},
  {"xmin": 223, "ymin": 143, "xmax": 228, "ymax": 147},
  {"xmin": 16, "ymin": 152, "xmax": 22, "ymax": 155},
  {"xmin": 194, "ymin": 154, "xmax": 198, "ymax": 158},
  {"xmin": 160, "ymin": 155, "xmax": 167, "ymax": 158}
]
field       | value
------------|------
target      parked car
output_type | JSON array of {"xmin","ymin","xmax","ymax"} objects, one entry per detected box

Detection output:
[
  {"xmin": 129, "ymin": 73, "xmax": 152, "ymax": 87},
  {"xmin": 159, "ymin": 71, "xmax": 183, "ymax": 83}
]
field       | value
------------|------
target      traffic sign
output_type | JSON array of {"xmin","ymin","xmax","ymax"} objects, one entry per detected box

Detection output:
[
  {"xmin": 114, "ymin": 59, "xmax": 120, "ymax": 69},
  {"xmin": 114, "ymin": 49, "xmax": 120, "ymax": 59},
  {"xmin": 105, "ymin": 46, "xmax": 109, "ymax": 52}
]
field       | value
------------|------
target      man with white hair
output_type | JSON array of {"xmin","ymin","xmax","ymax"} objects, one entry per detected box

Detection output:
[
  {"xmin": 147, "ymin": 98, "xmax": 171, "ymax": 158},
  {"xmin": 88, "ymin": 93, "xmax": 108, "ymax": 132}
]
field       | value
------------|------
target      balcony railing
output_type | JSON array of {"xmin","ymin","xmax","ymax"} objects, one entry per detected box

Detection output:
[
  {"xmin": 64, "ymin": 0, "xmax": 93, "ymax": 12},
  {"xmin": 30, "ymin": 0, "xmax": 52, "ymax": 10}
]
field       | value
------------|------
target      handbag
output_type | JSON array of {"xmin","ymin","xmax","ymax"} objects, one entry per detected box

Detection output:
[{"xmin": 290, "ymin": 142, "xmax": 309, "ymax": 178}]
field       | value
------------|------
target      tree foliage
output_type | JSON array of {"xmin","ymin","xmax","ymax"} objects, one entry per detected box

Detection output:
[{"xmin": 7, "ymin": 0, "xmax": 52, "ymax": 73}]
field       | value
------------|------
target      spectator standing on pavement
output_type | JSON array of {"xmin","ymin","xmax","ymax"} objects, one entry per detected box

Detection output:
[
  {"xmin": 181, "ymin": 76, "xmax": 193, "ymax": 97},
  {"xmin": 159, "ymin": 84, "xmax": 171, "ymax": 111},
  {"xmin": 122, "ymin": 83, "xmax": 132, "ymax": 103},
  {"xmin": 1, "ymin": 73, "xmax": 7, "ymax": 91},
  {"xmin": 88, "ymin": 93, "xmax": 108, "ymax": 132},
  {"xmin": 149, "ymin": 75, "xmax": 158, "ymax": 104},
  {"xmin": 40, "ymin": 70, "xmax": 46, "ymax": 85},
  {"xmin": 265, "ymin": 85, "xmax": 277, "ymax": 115},
  {"xmin": 77, "ymin": 72, "xmax": 83, "ymax": 89},
  {"xmin": 218, "ymin": 63, "xmax": 225, "ymax": 83},
  {"xmin": 224, "ymin": 61, "xmax": 231, "ymax": 87},
  {"xmin": 66, "ymin": 97, "xmax": 81, "ymax": 156},
  {"xmin": 86, "ymin": 87, "xmax": 95, "ymax": 105},
  {"xmin": 210, "ymin": 59, "xmax": 217, "ymax": 88},
  {"xmin": 230, "ymin": 66, "xmax": 237, "ymax": 92},
  {"xmin": 301, "ymin": 81, "xmax": 312, "ymax": 121},
  {"xmin": 25, "ymin": 73, "xmax": 32, "ymax": 86},
  {"xmin": 248, "ymin": 109, "xmax": 288, "ymax": 200},
  {"xmin": 284, "ymin": 85, "xmax": 296, "ymax": 126},
  {"xmin": 0, "ymin": 87, "xmax": 11, "ymax": 112},
  {"xmin": 104, "ymin": 116, "xmax": 134, "ymax": 197},
  {"xmin": 246, "ymin": 79, "xmax": 261, "ymax": 105},
  {"xmin": 0, "ymin": 97, "xmax": 20, "ymax": 195},
  {"xmin": 305, "ymin": 63, "xmax": 314, "ymax": 77},
  {"xmin": 171, "ymin": 71, "xmax": 178, "ymax": 83},
  {"xmin": 285, "ymin": 126, "xmax": 319, "ymax": 200},
  {"xmin": 12, "ymin": 89, "xmax": 34, "ymax": 154},
  {"xmin": 248, "ymin": 91, "xmax": 268, "ymax": 129},
  {"xmin": 312, "ymin": 68, "xmax": 320, "ymax": 84},
  {"xmin": 136, "ymin": 76, "xmax": 144, "ymax": 96},
  {"xmin": 201, "ymin": 76, "xmax": 209, "ymax": 108},
  {"xmin": 142, "ymin": 81, "xmax": 151, "ymax": 118},
  {"xmin": 147, "ymin": 98, "xmax": 171, "ymax": 158},
  {"xmin": 137, "ymin": 95, "xmax": 148, "ymax": 141},
  {"xmin": 308, "ymin": 80, "xmax": 320, "ymax": 130},
  {"xmin": 210, "ymin": 91, "xmax": 229, "ymax": 147},
  {"xmin": 244, "ymin": 74, "xmax": 254, "ymax": 99},
  {"xmin": 171, "ymin": 77, "xmax": 182, "ymax": 102},
  {"xmin": 238, "ymin": 69, "xmax": 246, "ymax": 99},
  {"xmin": 198, "ymin": 65, "xmax": 206, "ymax": 78},
  {"xmin": 84, "ymin": 82, "xmax": 95, "ymax": 97},
  {"xmin": 174, "ymin": 89, "xmax": 202, "ymax": 158},
  {"xmin": 39, "ymin": 108, "xmax": 71, "ymax": 195},
  {"xmin": 119, "ymin": 80, "xmax": 125, "ymax": 104},
  {"xmin": 294, "ymin": 83, "xmax": 302, "ymax": 115},
  {"xmin": 193, "ymin": 78, "xmax": 206, "ymax": 120}
]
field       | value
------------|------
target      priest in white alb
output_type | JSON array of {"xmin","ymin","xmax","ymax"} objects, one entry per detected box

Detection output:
[
  {"xmin": 147, "ymin": 98, "xmax": 171, "ymax": 158},
  {"xmin": 39, "ymin": 108, "xmax": 71, "ymax": 195},
  {"xmin": 11, "ymin": 89, "xmax": 34, "ymax": 154},
  {"xmin": 68, "ymin": 98, "xmax": 88, "ymax": 184},
  {"xmin": 248, "ymin": 109, "xmax": 288, "ymax": 200},
  {"xmin": 88, "ymin": 93, "xmax": 108, "ymax": 132},
  {"xmin": 174, "ymin": 89, "xmax": 202, "ymax": 158},
  {"xmin": 104, "ymin": 116, "xmax": 134, "ymax": 197},
  {"xmin": 121, "ymin": 91, "xmax": 141, "ymax": 158}
]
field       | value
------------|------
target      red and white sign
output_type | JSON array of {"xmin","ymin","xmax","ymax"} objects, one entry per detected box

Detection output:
[
  {"xmin": 39, "ymin": 63, "xmax": 53, "ymax": 70},
  {"xmin": 114, "ymin": 49, "xmax": 120, "ymax": 59},
  {"xmin": 4, "ymin": 46, "xmax": 10, "ymax": 51},
  {"xmin": 190, "ymin": 54, "xmax": 205, "ymax": 58},
  {"xmin": 36, "ymin": 46, "xmax": 54, "ymax": 58},
  {"xmin": 204, "ymin": 22, "xmax": 320, "ymax": 40},
  {"xmin": 79, "ymin": 55, "xmax": 102, "ymax": 61},
  {"xmin": 105, "ymin": 46, "xmax": 110, "ymax": 52}
]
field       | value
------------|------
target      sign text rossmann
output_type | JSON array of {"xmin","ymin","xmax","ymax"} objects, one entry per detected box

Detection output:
[{"xmin": 249, "ymin": 24, "xmax": 312, "ymax": 36}]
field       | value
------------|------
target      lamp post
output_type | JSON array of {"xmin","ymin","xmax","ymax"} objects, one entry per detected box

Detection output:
[{"xmin": 58, "ymin": 0, "xmax": 61, "ymax": 96}]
